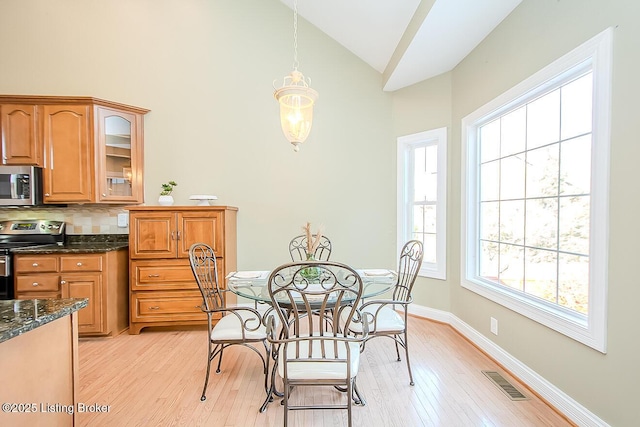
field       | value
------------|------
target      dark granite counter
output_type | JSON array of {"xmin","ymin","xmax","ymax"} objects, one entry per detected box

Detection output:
[
  {"xmin": 10, "ymin": 234, "xmax": 128, "ymax": 254},
  {"xmin": 0, "ymin": 298, "xmax": 88, "ymax": 343}
]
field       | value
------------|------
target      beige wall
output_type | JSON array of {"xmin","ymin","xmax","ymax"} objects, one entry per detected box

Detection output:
[
  {"xmin": 446, "ymin": 1, "xmax": 638, "ymax": 425},
  {"xmin": 0, "ymin": 0, "xmax": 397, "ymax": 270},
  {"xmin": 391, "ymin": 72, "xmax": 453, "ymax": 312}
]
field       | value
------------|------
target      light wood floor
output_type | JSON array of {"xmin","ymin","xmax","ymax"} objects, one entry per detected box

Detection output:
[{"xmin": 77, "ymin": 317, "xmax": 574, "ymax": 426}]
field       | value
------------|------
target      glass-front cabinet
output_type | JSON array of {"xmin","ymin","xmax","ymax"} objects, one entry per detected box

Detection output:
[{"xmin": 96, "ymin": 107, "xmax": 144, "ymax": 203}]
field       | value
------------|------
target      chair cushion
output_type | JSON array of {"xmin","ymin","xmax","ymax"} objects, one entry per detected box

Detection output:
[
  {"xmin": 347, "ymin": 304, "xmax": 405, "ymax": 334},
  {"xmin": 211, "ymin": 310, "xmax": 267, "ymax": 341},
  {"xmin": 277, "ymin": 336, "xmax": 361, "ymax": 380}
]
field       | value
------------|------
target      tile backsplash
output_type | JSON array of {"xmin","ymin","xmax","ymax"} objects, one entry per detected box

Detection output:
[{"xmin": 0, "ymin": 206, "xmax": 129, "ymax": 235}]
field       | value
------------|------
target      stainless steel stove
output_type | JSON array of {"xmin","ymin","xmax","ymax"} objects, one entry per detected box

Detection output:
[{"xmin": 0, "ymin": 219, "xmax": 65, "ymax": 300}]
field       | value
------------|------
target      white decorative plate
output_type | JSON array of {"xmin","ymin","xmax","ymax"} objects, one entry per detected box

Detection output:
[
  {"xmin": 361, "ymin": 269, "xmax": 393, "ymax": 277},
  {"xmin": 189, "ymin": 195, "xmax": 218, "ymax": 206}
]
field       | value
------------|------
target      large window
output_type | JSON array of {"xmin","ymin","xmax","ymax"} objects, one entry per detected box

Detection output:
[
  {"xmin": 397, "ymin": 127, "xmax": 447, "ymax": 279},
  {"xmin": 461, "ymin": 28, "xmax": 612, "ymax": 352}
]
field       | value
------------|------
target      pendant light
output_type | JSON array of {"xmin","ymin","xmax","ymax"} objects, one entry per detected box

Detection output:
[{"xmin": 274, "ymin": 0, "xmax": 319, "ymax": 152}]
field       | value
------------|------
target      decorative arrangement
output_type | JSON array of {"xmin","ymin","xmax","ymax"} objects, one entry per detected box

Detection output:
[
  {"xmin": 158, "ymin": 180, "xmax": 177, "ymax": 206},
  {"xmin": 300, "ymin": 221, "xmax": 323, "ymax": 280},
  {"xmin": 189, "ymin": 195, "xmax": 218, "ymax": 206},
  {"xmin": 273, "ymin": 0, "xmax": 319, "ymax": 152}
]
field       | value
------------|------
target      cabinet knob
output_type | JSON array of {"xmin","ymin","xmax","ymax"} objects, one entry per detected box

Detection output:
[
  {"xmin": 32, "ymin": 263, "xmax": 39, "ymax": 267},
  {"xmin": 32, "ymin": 282, "xmax": 39, "ymax": 287},
  {"xmin": 60, "ymin": 280, "xmax": 67, "ymax": 285},
  {"xmin": 102, "ymin": 193, "xmax": 107, "ymax": 197},
  {"xmin": 44, "ymin": 193, "xmax": 50, "ymax": 197},
  {"xmin": 76, "ymin": 262, "xmax": 83, "ymax": 267}
]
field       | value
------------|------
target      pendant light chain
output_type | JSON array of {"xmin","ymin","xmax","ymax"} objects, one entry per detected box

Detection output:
[
  {"xmin": 293, "ymin": 0, "xmax": 299, "ymax": 71},
  {"xmin": 274, "ymin": 0, "xmax": 318, "ymax": 152}
]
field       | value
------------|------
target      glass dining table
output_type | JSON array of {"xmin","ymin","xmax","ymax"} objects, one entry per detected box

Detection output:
[{"xmin": 226, "ymin": 268, "xmax": 398, "ymax": 304}]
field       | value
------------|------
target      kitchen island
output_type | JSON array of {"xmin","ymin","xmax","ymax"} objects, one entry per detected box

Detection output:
[{"xmin": 0, "ymin": 298, "xmax": 87, "ymax": 427}]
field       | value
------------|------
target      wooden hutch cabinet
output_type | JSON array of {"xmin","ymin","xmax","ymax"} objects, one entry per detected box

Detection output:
[
  {"xmin": 13, "ymin": 250, "xmax": 129, "ymax": 337},
  {"xmin": 127, "ymin": 206, "xmax": 237, "ymax": 334},
  {"xmin": 0, "ymin": 95, "xmax": 148, "ymax": 204}
]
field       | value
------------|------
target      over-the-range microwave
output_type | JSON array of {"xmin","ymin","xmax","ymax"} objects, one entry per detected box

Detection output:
[{"xmin": 0, "ymin": 166, "xmax": 44, "ymax": 206}]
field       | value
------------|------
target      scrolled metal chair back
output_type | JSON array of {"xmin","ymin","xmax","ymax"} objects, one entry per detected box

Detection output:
[
  {"xmin": 289, "ymin": 234, "xmax": 332, "ymax": 262},
  {"xmin": 392, "ymin": 240, "xmax": 424, "ymax": 303},
  {"xmin": 268, "ymin": 261, "xmax": 363, "ymax": 339},
  {"xmin": 189, "ymin": 243, "xmax": 223, "ymax": 311}
]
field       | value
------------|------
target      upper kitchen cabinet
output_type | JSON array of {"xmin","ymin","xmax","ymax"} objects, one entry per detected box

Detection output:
[
  {"xmin": 0, "ymin": 95, "xmax": 149, "ymax": 204},
  {"xmin": 0, "ymin": 104, "xmax": 42, "ymax": 166},
  {"xmin": 42, "ymin": 104, "xmax": 93, "ymax": 203}
]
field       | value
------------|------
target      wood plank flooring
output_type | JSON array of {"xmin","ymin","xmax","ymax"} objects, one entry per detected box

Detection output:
[{"xmin": 76, "ymin": 317, "xmax": 574, "ymax": 426}]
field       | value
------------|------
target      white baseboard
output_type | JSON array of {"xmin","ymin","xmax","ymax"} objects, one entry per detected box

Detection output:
[{"xmin": 408, "ymin": 304, "xmax": 609, "ymax": 427}]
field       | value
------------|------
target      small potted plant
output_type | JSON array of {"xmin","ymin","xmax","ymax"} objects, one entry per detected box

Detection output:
[{"xmin": 158, "ymin": 180, "xmax": 177, "ymax": 206}]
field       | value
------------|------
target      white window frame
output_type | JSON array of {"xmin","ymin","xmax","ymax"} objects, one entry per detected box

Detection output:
[
  {"xmin": 461, "ymin": 28, "xmax": 612, "ymax": 353},
  {"xmin": 397, "ymin": 127, "xmax": 447, "ymax": 280}
]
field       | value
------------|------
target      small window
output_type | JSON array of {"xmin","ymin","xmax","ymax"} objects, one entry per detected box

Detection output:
[{"xmin": 397, "ymin": 127, "xmax": 447, "ymax": 279}]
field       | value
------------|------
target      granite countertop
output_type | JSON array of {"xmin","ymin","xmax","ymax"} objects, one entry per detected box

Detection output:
[
  {"xmin": 10, "ymin": 234, "xmax": 129, "ymax": 254},
  {"xmin": 0, "ymin": 298, "xmax": 88, "ymax": 343}
]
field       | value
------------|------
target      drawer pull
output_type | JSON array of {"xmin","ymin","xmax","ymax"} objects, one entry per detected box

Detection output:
[
  {"xmin": 148, "ymin": 274, "xmax": 160, "ymax": 278},
  {"xmin": 149, "ymin": 306, "xmax": 160, "ymax": 310},
  {"xmin": 32, "ymin": 282, "xmax": 39, "ymax": 287},
  {"xmin": 76, "ymin": 262, "xmax": 83, "ymax": 267},
  {"xmin": 32, "ymin": 263, "xmax": 39, "ymax": 267}
]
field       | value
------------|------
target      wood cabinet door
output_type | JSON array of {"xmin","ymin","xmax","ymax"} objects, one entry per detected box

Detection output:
[
  {"xmin": 95, "ymin": 107, "xmax": 144, "ymax": 203},
  {"xmin": 65, "ymin": 273, "xmax": 104, "ymax": 334},
  {"xmin": 130, "ymin": 211, "xmax": 177, "ymax": 259},
  {"xmin": 0, "ymin": 104, "xmax": 42, "ymax": 165},
  {"xmin": 176, "ymin": 211, "xmax": 224, "ymax": 258},
  {"xmin": 42, "ymin": 104, "xmax": 93, "ymax": 203}
]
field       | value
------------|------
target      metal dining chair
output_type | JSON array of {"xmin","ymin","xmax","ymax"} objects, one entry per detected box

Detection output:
[
  {"xmin": 264, "ymin": 261, "xmax": 369, "ymax": 427},
  {"xmin": 346, "ymin": 240, "xmax": 424, "ymax": 385},
  {"xmin": 288, "ymin": 234, "xmax": 332, "ymax": 261},
  {"xmin": 189, "ymin": 243, "xmax": 270, "ymax": 402}
]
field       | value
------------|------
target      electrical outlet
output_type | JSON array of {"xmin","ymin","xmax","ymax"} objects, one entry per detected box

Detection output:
[
  {"xmin": 117, "ymin": 213, "xmax": 129, "ymax": 228},
  {"xmin": 490, "ymin": 317, "xmax": 498, "ymax": 335}
]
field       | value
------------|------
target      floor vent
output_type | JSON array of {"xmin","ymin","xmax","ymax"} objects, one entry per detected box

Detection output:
[{"xmin": 482, "ymin": 371, "xmax": 529, "ymax": 401}]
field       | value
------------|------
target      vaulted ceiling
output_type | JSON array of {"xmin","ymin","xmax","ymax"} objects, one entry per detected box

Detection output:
[{"xmin": 280, "ymin": 0, "xmax": 522, "ymax": 91}]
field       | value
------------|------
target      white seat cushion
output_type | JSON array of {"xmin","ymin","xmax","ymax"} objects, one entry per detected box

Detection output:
[
  {"xmin": 347, "ymin": 304, "xmax": 405, "ymax": 334},
  {"xmin": 211, "ymin": 310, "xmax": 267, "ymax": 341},
  {"xmin": 278, "ymin": 337, "xmax": 361, "ymax": 380}
]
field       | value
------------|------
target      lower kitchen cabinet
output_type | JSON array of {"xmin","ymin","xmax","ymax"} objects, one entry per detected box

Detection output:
[{"xmin": 13, "ymin": 250, "xmax": 129, "ymax": 337}]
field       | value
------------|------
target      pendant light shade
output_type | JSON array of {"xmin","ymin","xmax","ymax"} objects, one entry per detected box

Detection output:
[
  {"xmin": 274, "ymin": 0, "xmax": 318, "ymax": 152},
  {"xmin": 274, "ymin": 70, "xmax": 319, "ymax": 152}
]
